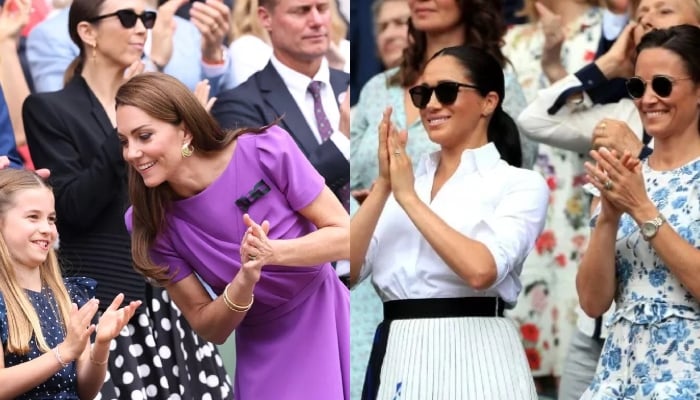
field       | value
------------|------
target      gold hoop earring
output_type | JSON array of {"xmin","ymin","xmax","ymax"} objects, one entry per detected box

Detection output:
[{"xmin": 181, "ymin": 143, "xmax": 194, "ymax": 158}]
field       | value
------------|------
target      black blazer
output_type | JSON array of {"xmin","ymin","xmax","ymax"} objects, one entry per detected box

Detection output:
[
  {"xmin": 211, "ymin": 61, "xmax": 350, "ymax": 198},
  {"xmin": 22, "ymin": 76, "xmax": 142, "ymax": 306}
]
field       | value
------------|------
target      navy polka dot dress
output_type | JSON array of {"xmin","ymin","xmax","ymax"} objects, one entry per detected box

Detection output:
[{"xmin": 0, "ymin": 277, "xmax": 96, "ymax": 400}]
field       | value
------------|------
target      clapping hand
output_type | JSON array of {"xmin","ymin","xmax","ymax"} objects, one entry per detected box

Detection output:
[
  {"xmin": 0, "ymin": 0, "xmax": 30, "ymax": 43},
  {"xmin": 383, "ymin": 110, "xmax": 414, "ymax": 203},
  {"xmin": 239, "ymin": 214, "xmax": 272, "ymax": 284},
  {"xmin": 150, "ymin": 0, "xmax": 189, "ymax": 70},
  {"xmin": 194, "ymin": 79, "xmax": 217, "ymax": 112},
  {"xmin": 190, "ymin": 0, "xmax": 230, "ymax": 63},
  {"xmin": 60, "ymin": 299, "xmax": 100, "ymax": 362},
  {"xmin": 585, "ymin": 148, "xmax": 647, "ymax": 218},
  {"xmin": 95, "ymin": 294, "xmax": 141, "ymax": 344},
  {"xmin": 592, "ymin": 119, "xmax": 644, "ymax": 156}
]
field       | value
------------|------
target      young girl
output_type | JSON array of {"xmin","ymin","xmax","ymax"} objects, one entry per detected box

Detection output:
[{"xmin": 0, "ymin": 169, "xmax": 140, "ymax": 399}]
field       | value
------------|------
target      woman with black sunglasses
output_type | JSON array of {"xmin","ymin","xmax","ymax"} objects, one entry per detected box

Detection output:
[
  {"xmin": 517, "ymin": 0, "xmax": 700, "ymax": 157},
  {"xmin": 350, "ymin": 45, "xmax": 549, "ymax": 400},
  {"xmin": 21, "ymin": 0, "xmax": 232, "ymax": 398},
  {"xmin": 348, "ymin": 1, "xmax": 536, "ymax": 397},
  {"xmin": 576, "ymin": 24, "xmax": 700, "ymax": 399}
]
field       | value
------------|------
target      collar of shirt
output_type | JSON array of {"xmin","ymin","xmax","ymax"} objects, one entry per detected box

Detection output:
[
  {"xmin": 270, "ymin": 54, "xmax": 331, "ymax": 98},
  {"xmin": 418, "ymin": 142, "xmax": 501, "ymax": 179}
]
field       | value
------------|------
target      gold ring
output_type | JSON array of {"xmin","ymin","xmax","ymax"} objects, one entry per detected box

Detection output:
[
  {"xmin": 393, "ymin": 151, "xmax": 401, "ymax": 156},
  {"xmin": 604, "ymin": 180, "xmax": 613, "ymax": 191},
  {"xmin": 599, "ymin": 122, "xmax": 607, "ymax": 130},
  {"xmin": 247, "ymin": 255, "xmax": 257, "ymax": 261}
]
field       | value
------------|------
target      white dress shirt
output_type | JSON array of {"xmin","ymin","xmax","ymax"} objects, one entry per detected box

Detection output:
[
  {"xmin": 360, "ymin": 143, "xmax": 549, "ymax": 305},
  {"xmin": 516, "ymin": 73, "xmax": 645, "ymax": 155},
  {"xmin": 269, "ymin": 55, "xmax": 350, "ymax": 159}
]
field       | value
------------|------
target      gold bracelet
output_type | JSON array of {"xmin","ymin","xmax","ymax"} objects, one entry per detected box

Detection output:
[
  {"xmin": 90, "ymin": 347, "xmax": 109, "ymax": 366},
  {"xmin": 222, "ymin": 283, "xmax": 254, "ymax": 312},
  {"xmin": 53, "ymin": 346, "xmax": 70, "ymax": 368}
]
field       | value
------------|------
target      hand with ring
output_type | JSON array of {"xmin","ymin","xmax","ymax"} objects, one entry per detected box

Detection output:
[
  {"xmin": 591, "ymin": 118, "xmax": 644, "ymax": 156},
  {"xmin": 239, "ymin": 214, "xmax": 274, "ymax": 283},
  {"xmin": 386, "ymin": 110, "xmax": 415, "ymax": 204},
  {"xmin": 584, "ymin": 147, "xmax": 649, "ymax": 219},
  {"xmin": 189, "ymin": 0, "xmax": 230, "ymax": 63}
]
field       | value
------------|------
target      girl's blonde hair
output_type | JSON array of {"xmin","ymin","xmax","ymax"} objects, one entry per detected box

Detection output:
[{"xmin": 0, "ymin": 169, "xmax": 71, "ymax": 355}]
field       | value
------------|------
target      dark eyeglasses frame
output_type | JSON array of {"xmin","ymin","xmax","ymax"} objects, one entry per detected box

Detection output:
[
  {"xmin": 408, "ymin": 81, "xmax": 480, "ymax": 109},
  {"xmin": 625, "ymin": 75, "xmax": 693, "ymax": 99},
  {"xmin": 87, "ymin": 9, "xmax": 157, "ymax": 29}
]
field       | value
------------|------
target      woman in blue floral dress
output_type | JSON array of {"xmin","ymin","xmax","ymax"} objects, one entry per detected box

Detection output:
[{"xmin": 577, "ymin": 25, "xmax": 700, "ymax": 399}]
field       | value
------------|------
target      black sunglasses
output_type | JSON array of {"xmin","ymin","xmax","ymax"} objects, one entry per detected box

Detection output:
[
  {"xmin": 87, "ymin": 9, "xmax": 157, "ymax": 29},
  {"xmin": 408, "ymin": 81, "xmax": 479, "ymax": 109},
  {"xmin": 625, "ymin": 75, "xmax": 693, "ymax": 99}
]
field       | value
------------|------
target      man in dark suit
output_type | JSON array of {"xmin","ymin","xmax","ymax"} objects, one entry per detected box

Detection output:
[{"xmin": 211, "ymin": 0, "xmax": 350, "ymax": 208}]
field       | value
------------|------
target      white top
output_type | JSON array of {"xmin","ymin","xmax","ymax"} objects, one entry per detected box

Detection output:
[
  {"xmin": 228, "ymin": 34, "xmax": 273, "ymax": 88},
  {"xmin": 270, "ymin": 54, "xmax": 349, "ymax": 159},
  {"xmin": 360, "ymin": 143, "xmax": 549, "ymax": 304},
  {"xmin": 516, "ymin": 73, "xmax": 645, "ymax": 155}
]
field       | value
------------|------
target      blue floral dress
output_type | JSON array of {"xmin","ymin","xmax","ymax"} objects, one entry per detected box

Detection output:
[
  {"xmin": 581, "ymin": 157, "xmax": 700, "ymax": 399},
  {"xmin": 0, "ymin": 277, "xmax": 96, "ymax": 400}
]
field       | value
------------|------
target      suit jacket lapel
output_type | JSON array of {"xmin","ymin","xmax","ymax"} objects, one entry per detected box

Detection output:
[
  {"xmin": 257, "ymin": 63, "xmax": 319, "ymax": 156},
  {"xmin": 68, "ymin": 76, "xmax": 115, "ymax": 140}
]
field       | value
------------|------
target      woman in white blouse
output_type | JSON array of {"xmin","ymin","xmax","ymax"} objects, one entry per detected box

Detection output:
[{"xmin": 350, "ymin": 45, "xmax": 550, "ymax": 400}]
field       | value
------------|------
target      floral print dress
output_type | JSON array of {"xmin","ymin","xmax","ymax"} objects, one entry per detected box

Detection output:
[
  {"xmin": 581, "ymin": 157, "xmax": 700, "ymax": 399},
  {"xmin": 502, "ymin": 7, "xmax": 603, "ymax": 377}
]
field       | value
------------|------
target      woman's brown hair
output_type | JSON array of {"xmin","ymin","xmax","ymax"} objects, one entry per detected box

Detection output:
[
  {"xmin": 391, "ymin": 0, "xmax": 509, "ymax": 87},
  {"xmin": 115, "ymin": 73, "xmax": 268, "ymax": 284},
  {"xmin": 64, "ymin": 0, "xmax": 108, "ymax": 84}
]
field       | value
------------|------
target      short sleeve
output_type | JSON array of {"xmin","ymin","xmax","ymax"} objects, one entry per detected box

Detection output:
[
  {"xmin": 255, "ymin": 126, "xmax": 325, "ymax": 211},
  {"xmin": 64, "ymin": 277, "xmax": 97, "ymax": 307},
  {"xmin": 150, "ymin": 232, "xmax": 194, "ymax": 284}
]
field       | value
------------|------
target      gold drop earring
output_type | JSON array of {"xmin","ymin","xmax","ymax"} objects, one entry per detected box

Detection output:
[{"xmin": 181, "ymin": 142, "xmax": 194, "ymax": 158}]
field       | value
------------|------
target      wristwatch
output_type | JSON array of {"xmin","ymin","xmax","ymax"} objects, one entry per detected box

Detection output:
[{"xmin": 640, "ymin": 214, "xmax": 666, "ymax": 241}]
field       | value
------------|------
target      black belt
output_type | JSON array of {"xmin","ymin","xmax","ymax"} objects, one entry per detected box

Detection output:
[{"xmin": 383, "ymin": 297, "xmax": 505, "ymax": 321}]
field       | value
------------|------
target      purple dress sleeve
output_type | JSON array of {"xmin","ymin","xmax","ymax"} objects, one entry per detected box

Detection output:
[{"xmin": 255, "ymin": 125, "xmax": 325, "ymax": 211}]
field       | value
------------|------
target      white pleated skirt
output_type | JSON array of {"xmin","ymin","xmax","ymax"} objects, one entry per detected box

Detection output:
[{"xmin": 368, "ymin": 317, "xmax": 537, "ymax": 400}]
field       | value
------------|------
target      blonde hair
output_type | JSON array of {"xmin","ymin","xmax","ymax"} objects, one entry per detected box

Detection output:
[
  {"xmin": 629, "ymin": 0, "xmax": 700, "ymax": 22},
  {"xmin": 230, "ymin": 0, "xmax": 271, "ymax": 43},
  {"xmin": 329, "ymin": 0, "xmax": 348, "ymax": 45},
  {"xmin": 0, "ymin": 169, "xmax": 71, "ymax": 355},
  {"xmin": 519, "ymin": 0, "xmax": 602, "ymax": 22}
]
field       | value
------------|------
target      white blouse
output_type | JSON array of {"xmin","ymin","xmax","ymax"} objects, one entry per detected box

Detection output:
[{"xmin": 361, "ymin": 143, "xmax": 549, "ymax": 305}]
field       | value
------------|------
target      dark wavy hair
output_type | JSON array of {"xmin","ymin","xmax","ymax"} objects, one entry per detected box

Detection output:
[
  {"xmin": 429, "ymin": 45, "xmax": 522, "ymax": 167},
  {"xmin": 636, "ymin": 25, "xmax": 700, "ymax": 131},
  {"xmin": 390, "ymin": 0, "xmax": 508, "ymax": 87}
]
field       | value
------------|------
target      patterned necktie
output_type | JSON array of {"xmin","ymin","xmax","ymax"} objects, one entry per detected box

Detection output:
[{"xmin": 307, "ymin": 81, "xmax": 350, "ymax": 212}]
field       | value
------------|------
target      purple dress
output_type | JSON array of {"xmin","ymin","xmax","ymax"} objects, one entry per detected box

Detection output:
[{"xmin": 130, "ymin": 126, "xmax": 349, "ymax": 400}]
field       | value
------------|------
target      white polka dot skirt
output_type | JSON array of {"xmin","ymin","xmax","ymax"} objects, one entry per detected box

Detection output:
[{"xmin": 96, "ymin": 286, "xmax": 233, "ymax": 400}]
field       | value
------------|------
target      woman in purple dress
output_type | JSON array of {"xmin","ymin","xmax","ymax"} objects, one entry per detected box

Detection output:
[{"xmin": 114, "ymin": 72, "xmax": 350, "ymax": 400}]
